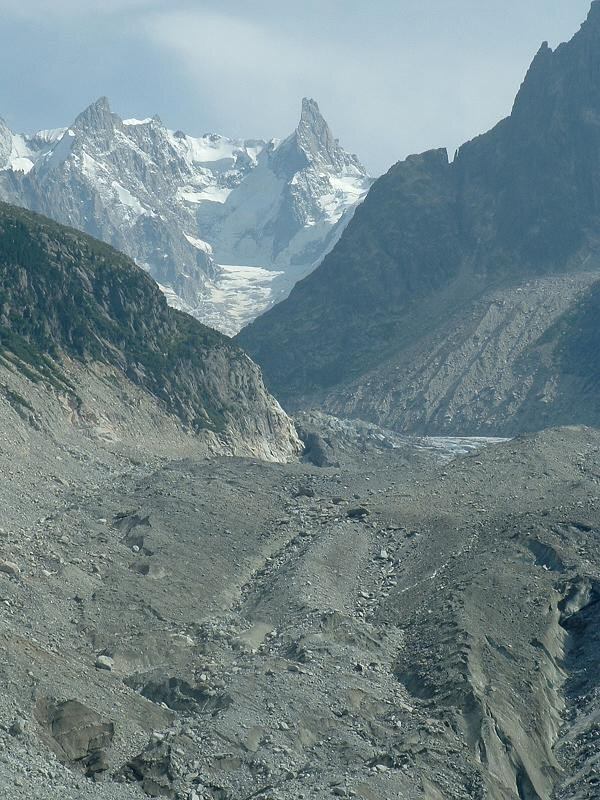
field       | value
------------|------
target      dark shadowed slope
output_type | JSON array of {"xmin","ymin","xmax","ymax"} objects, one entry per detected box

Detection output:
[{"xmin": 238, "ymin": 2, "xmax": 600, "ymax": 434}]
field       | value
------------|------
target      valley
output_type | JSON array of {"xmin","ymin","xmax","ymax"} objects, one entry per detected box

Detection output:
[
  {"xmin": 1, "ymin": 3, "xmax": 600, "ymax": 799},
  {"xmin": 0, "ymin": 384, "xmax": 599, "ymax": 800}
]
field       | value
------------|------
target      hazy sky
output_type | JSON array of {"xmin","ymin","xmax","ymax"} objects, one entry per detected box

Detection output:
[{"xmin": 0, "ymin": 0, "xmax": 593, "ymax": 174}]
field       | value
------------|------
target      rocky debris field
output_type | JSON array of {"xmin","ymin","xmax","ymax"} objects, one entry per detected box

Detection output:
[
  {"xmin": 0, "ymin": 397, "xmax": 599, "ymax": 800},
  {"xmin": 319, "ymin": 270, "xmax": 600, "ymax": 437}
]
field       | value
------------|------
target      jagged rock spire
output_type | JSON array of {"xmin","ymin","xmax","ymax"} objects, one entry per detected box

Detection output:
[
  {"xmin": 295, "ymin": 98, "xmax": 340, "ymax": 166},
  {"xmin": 0, "ymin": 117, "xmax": 13, "ymax": 168},
  {"xmin": 585, "ymin": 0, "xmax": 600, "ymax": 27},
  {"xmin": 511, "ymin": 0, "xmax": 600, "ymax": 122},
  {"xmin": 73, "ymin": 97, "xmax": 115, "ymax": 143},
  {"xmin": 274, "ymin": 97, "xmax": 365, "ymax": 176}
]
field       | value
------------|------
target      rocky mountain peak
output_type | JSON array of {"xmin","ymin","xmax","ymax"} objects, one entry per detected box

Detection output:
[
  {"xmin": 297, "ymin": 98, "xmax": 334, "ymax": 151},
  {"xmin": 584, "ymin": 0, "xmax": 600, "ymax": 27},
  {"xmin": 73, "ymin": 97, "xmax": 116, "ymax": 144},
  {"xmin": 510, "ymin": 1, "xmax": 600, "ymax": 130},
  {"xmin": 294, "ymin": 97, "xmax": 357, "ymax": 171},
  {"xmin": 271, "ymin": 97, "xmax": 365, "ymax": 180},
  {"xmin": 569, "ymin": 0, "xmax": 600, "ymax": 52},
  {"xmin": 509, "ymin": 41, "xmax": 554, "ymax": 118}
]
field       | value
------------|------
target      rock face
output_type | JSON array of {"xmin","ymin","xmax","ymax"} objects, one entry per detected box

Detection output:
[
  {"xmin": 36, "ymin": 699, "xmax": 114, "ymax": 777},
  {"xmin": 0, "ymin": 99, "xmax": 371, "ymax": 335},
  {"xmin": 0, "ymin": 201, "xmax": 300, "ymax": 461},
  {"xmin": 238, "ymin": 2, "xmax": 600, "ymax": 435}
]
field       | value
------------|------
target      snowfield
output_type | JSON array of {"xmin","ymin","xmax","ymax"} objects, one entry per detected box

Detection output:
[{"xmin": 196, "ymin": 265, "xmax": 285, "ymax": 337}]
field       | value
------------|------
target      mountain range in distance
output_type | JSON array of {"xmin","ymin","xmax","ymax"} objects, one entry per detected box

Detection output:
[{"xmin": 0, "ymin": 97, "xmax": 372, "ymax": 336}]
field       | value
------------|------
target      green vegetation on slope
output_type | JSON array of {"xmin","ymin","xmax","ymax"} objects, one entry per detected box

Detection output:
[{"xmin": 0, "ymin": 202, "xmax": 241, "ymax": 433}]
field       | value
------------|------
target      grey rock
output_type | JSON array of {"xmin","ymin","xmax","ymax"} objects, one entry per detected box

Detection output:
[
  {"xmin": 9, "ymin": 717, "xmax": 27, "ymax": 736},
  {"xmin": 347, "ymin": 507, "xmax": 369, "ymax": 520},
  {"xmin": 95, "ymin": 655, "xmax": 114, "ymax": 671},
  {"xmin": 36, "ymin": 699, "xmax": 114, "ymax": 774},
  {"xmin": 0, "ymin": 560, "xmax": 20, "ymax": 578}
]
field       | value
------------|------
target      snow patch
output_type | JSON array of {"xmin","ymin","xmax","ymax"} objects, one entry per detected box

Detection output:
[
  {"xmin": 33, "ymin": 128, "xmax": 68, "ymax": 144},
  {"xmin": 34, "ymin": 129, "xmax": 76, "ymax": 175},
  {"xmin": 171, "ymin": 132, "xmax": 242, "ymax": 165},
  {"xmin": 317, "ymin": 171, "xmax": 370, "ymax": 223},
  {"xmin": 8, "ymin": 156, "xmax": 34, "ymax": 174},
  {"xmin": 420, "ymin": 436, "xmax": 509, "ymax": 459},
  {"xmin": 184, "ymin": 233, "xmax": 213, "ymax": 254},
  {"xmin": 157, "ymin": 283, "xmax": 195, "ymax": 316},
  {"xmin": 80, "ymin": 151, "xmax": 107, "ymax": 182},
  {"xmin": 178, "ymin": 185, "xmax": 232, "ymax": 204},
  {"xmin": 111, "ymin": 181, "xmax": 146, "ymax": 217},
  {"xmin": 5, "ymin": 133, "xmax": 35, "ymax": 173}
]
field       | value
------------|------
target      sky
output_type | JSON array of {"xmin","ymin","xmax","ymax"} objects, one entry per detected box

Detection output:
[{"xmin": 0, "ymin": 0, "xmax": 594, "ymax": 175}]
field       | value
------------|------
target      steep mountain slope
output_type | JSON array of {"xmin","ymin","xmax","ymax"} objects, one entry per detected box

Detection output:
[
  {"xmin": 238, "ymin": 2, "xmax": 600, "ymax": 434},
  {"xmin": 0, "ymin": 201, "xmax": 300, "ymax": 460},
  {"xmin": 316, "ymin": 271, "xmax": 600, "ymax": 435},
  {"xmin": 0, "ymin": 99, "xmax": 371, "ymax": 335}
]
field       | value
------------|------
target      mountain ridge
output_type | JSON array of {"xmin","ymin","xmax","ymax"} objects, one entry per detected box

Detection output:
[
  {"xmin": 237, "ymin": 2, "xmax": 600, "ymax": 434},
  {"xmin": 0, "ymin": 98, "xmax": 372, "ymax": 336}
]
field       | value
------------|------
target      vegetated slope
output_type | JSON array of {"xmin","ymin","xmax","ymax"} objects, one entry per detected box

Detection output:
[
  {"xmin": 238, "ymin": 1, "xmax": 600, "ymax": 434},
  {"xmin": 0, "ymin": 98, "xmax": 371, "ymax": 335},
  {"xmin": 0, "ymin": 201, "xmax": 300, "ymax": 460}
]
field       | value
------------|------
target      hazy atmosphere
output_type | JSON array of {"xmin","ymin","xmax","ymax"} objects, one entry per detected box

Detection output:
[{"xmin": 0, "ymin": 0, "xmax": 592, "ymax": 173}]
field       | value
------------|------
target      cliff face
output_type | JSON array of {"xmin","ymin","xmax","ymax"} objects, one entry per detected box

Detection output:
[
  {"xmin": 237, "ymin": 3, "xmax": 600, "ymax": 434},
  {"xmin": 0, "ymin": 202, "xmax": 300, "ymax": 461}
]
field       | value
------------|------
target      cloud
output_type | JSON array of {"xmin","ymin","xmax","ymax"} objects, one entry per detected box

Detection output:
[
  {"xmin": 1, "ymin": 0, "xmax": 160, "ymax": 22},
  {"xmin": 143, "ymin": 11, "xmax": 357, "ymax": 129},
  {"xmin": 141, "ymin": 8, "xmax": 532, "ymax": 172},
  {"xmin": 0, "ymin": 1, "xmax": 593, "ymax": 174}
]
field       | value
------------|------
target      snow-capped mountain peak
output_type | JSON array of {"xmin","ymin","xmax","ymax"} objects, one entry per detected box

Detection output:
[
  {"xmin": 0, "ymin": 117, "xmax": 66, "ymax": 174},
  {"xmin": 0, "ymin": 98, "xmax": 372, "ymax": 335}
]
